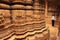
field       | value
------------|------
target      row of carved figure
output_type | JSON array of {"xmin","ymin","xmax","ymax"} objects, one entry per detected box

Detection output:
[
  {"xmin": 0, "ymin": 24, "xmax": 49, "ymax": 40},
  {"xmin": 0, "ymin": 0, "xmax": 45, "ymax": 10},
  {"xmin": 0, "ymin": 14, "xmax": 49, "ymax": 40}
]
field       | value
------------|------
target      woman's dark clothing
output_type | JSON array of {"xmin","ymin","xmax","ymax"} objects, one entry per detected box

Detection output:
[{"xmin": 52, "ymin": 20, "xmax": 55, "ymax": 26}]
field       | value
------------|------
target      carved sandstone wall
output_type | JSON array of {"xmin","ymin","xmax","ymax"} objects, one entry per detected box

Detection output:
[{"xmin": 0, "ymin": 0, "xmax": 49, "ymax": 40}]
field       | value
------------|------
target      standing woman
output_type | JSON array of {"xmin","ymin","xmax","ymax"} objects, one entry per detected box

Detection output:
[{"xmin": 51, "ymin": 15, "xmax": 56, "ymax": 26}]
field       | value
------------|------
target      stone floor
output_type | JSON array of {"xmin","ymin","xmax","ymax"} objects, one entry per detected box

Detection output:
[
  {"xmin": 46, "ymin": 16, "xmax": 59, "ymax": 40},
  {"xmin": 46, "ymin": 24, "xmax": 58, "ymax": 40}
]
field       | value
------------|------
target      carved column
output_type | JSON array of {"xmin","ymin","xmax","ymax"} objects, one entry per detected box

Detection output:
[{"xmin": 45, "ymin": 0, "xmax": 48, "ymax": 17}]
